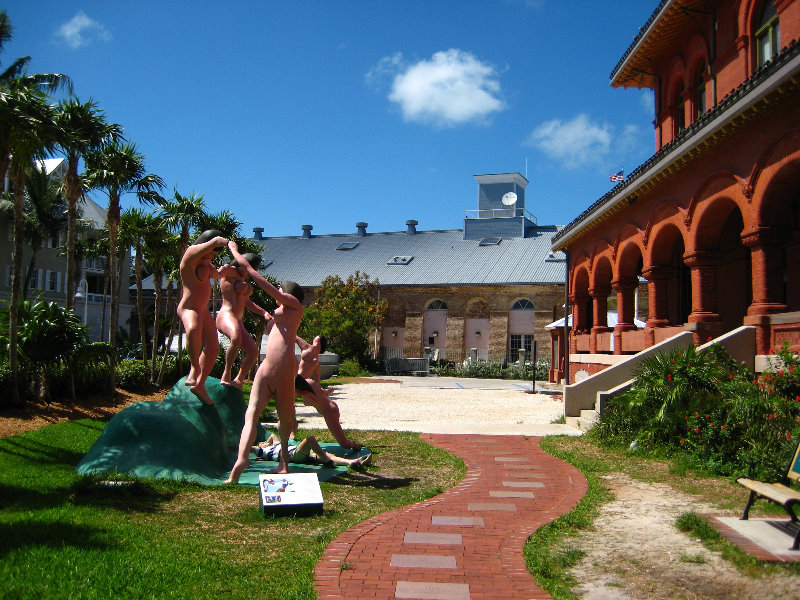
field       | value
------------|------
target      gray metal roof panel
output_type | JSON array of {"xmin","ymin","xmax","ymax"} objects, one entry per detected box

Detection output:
[{"xmin": 255, "ymin": 226, "xmax": 566, "ymax": 287}]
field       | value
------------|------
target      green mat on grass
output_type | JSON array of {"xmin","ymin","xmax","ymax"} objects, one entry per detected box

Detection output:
[{"xmin": 76, "ymin": 377, "xmax": 364, "ymax": 486}]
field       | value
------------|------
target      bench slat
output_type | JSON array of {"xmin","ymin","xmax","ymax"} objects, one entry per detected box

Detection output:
[{"xmin": 737, "ymin": 478, "xmax": 800, "ymax": 505}]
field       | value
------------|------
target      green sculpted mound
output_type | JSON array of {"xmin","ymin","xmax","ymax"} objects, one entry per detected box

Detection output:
[
  {"xmin": 76, "ymin": 377, "xmax": 267, "ymax": 485},
  {"xmin": 76, "ymin": 377, "xmax": 361, "ymax": 485}
]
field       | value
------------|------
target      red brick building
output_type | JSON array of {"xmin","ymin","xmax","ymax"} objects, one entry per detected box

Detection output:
[{"xmin": 550, "ymin": 0, "xmax": 800, "ymax": 383}]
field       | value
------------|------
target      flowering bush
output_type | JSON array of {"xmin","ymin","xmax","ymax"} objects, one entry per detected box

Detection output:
[{"xmin": 591, "ymin": 342, "xmax": 800, "ymax": 480}]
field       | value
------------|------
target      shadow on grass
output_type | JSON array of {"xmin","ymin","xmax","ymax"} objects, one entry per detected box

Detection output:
[
  {"xmin": 0, "ymin": 520, "xmax": 116, "ymax": 558},
  {"xmin": 328, "ymin": 470, "xmax": 418, "ymax": 490},
  {"xmin": 0, "ymin": 477, "xmax": 178, "ymax": 514}
]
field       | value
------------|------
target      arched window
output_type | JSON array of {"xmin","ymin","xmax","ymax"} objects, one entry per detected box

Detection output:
[
  {"xmin": 426, "ymin": 299, "xmax": 447, "ymax": 310},
  {"xmin": 674, "ymin": 83, "xmax": 685, "ymax": 135},
  {"xmin": 756, "ymin": 2, "xmax": 779, "ymax": 67},
  {"xmin": 694, "ymin": 62, "xmax": 706, "ymax": 120},
  {"xmin": 511, "ymin": 299, "xmax": 534, "ymax": 310}
]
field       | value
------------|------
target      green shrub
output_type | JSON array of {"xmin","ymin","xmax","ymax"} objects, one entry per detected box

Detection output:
[
  {"xmin": 430, "ymin": 357, "xmax": 550, "ymax": 381},
  {"xmin": 116, "ymin": 359, "xmax": 150, "ymax": 392},
  {"xmin": 337, "ymin": 357, "xmax": 370, "ymax": 377},
  {"xmin": 591, "ymin": 342, "xmax": 800, "ymax": 480}
]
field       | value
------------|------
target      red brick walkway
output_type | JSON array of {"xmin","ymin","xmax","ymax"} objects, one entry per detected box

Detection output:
[{"xmin": 314, "ymin": 434, "xmax": 588, "ymax": 600}]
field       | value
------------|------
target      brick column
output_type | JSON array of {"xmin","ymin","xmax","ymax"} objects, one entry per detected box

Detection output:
[
  {"xmin": 589, "ymin": 286, "xmax": 611, "ymax": 354},
  {"xmin": 612, "ymin": 277, "xmax": 638, "ymax": 355},
  {"xmin": 446, "ymin": 315, "xmax": 465, "ymax": 362},
  {"xmin": 742, "ymin": 227, "xmax": 788, "ymax": 354},
  {"xmin": 403, "ymin": 313, "xmax": 423, "ymax": 358},
  {"xmin": 642, "ymin": 265, "xmax": 673, "ymax": 348},
  {"xmin": 684, "ymin": 250, "xmax": 723, "ymax": 344}
]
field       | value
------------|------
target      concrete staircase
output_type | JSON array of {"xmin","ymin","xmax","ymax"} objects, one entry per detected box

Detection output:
[{"xmin": 564, "ymin": 326, "xmax": 758, "ymax": 432}]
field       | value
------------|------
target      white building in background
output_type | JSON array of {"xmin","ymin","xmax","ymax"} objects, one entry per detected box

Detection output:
[{"xmin": 0, "ymin": 158, "xmax": 133, "ymax": 342}]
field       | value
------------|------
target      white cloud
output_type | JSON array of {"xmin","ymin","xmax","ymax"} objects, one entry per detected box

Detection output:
[
  {"xmin": 56, "ymin": 12, "xmax": 111, "ymax": 49},
  {"xmin": 368, "ymin": 49, "xmax": 507, "ymax": 128},
  {"xmin": 640, "ymin": 89, "xmax": 655, "ymax": 114},
  {"xmin": 525, "ymin": 114, "xmax": 614, "ymax": 169}
]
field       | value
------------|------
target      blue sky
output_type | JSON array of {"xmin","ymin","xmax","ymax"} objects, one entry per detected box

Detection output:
[{"xmin": 4, "ymin": 1, "xmax": 657, "ymax": 239}]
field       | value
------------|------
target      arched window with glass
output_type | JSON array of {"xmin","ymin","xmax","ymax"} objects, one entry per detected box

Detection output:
[
  {"xmin": 674, "ymin": 82, "xmax": 686, "ymax": 136},
  {"xmin": 509, "ymin": 298, "xmax": 535, "ymax": 362},
  {"xmin": 694, "ymin": 61, "xmax": 706, "ymax": 120},
  {"xmin": 755, "ymin": 2, "xmax": 779, "ymax": 68}
]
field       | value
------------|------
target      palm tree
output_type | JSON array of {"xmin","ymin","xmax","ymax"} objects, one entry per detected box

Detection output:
[
  {"xmin": 0, "ymin": 10, "xmax": 72, "ymax": 406},
  {"xmin": 120, "ymin": 207, "xmax": 154, "ymax": 364},
  {"xmin": 83, "ymin": 141, "xmax": 163, "ymax": 365},
  {"xmin": 17, "ymin": 161, "xmax": 68, "ymax": 300},
  {"xmin": 54, "ymin": 98, "xmax": 121, "ymax": 309},
  {"xmin": 2, "ymin": 84, "xmax": 59, "ymax": 407},
  {"xmin": 0, "ymin": 10, "xmax": 72, "ymax": 189},
  {"xmin": 157, "ymin": 189, "xmax": 207, "ymax": 256},
  {"xmin": 142, "ymin": 224, "xmax": 177, "ymax": 381}
]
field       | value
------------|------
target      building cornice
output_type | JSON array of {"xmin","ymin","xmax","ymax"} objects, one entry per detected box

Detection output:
[{"xmin": 553, "ymin": 39, "xmax": 800, "ymax": 252}]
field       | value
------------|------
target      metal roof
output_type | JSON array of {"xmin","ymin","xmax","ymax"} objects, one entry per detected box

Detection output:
[{"xmin": 253, "ymin": 225, "xmax": 566, "ymax": 288}]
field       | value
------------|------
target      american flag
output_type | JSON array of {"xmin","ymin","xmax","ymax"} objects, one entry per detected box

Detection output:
[{"xmin": 609, "ymin": 169, "xmax": 624, "ymax": 182}]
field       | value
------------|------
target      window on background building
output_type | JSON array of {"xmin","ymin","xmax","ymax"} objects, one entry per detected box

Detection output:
[
  {"xmin": 511, "ymin": 299, "xmax": 534, "ymax": 310},
  {"xmin": 510, "ymin": 334, "xmax": 533, "ymax": 357},
  {"xmin": 426, "ymin": 299, "xmax": 447, "ymax": 310},
  {"xmin": 756, "ymin": 2, "xmax": 779, "ymax": 67},
  {"xmin": 46, "ymin": 270, "xmax": 61, "ymax": 292},
  {"xmin": 695, "ymin": 62, "xmax": 706, "ymax": 119},
  {"xmin": 27, "ymin": 269, "xmax": 41, "ymax": 290}
]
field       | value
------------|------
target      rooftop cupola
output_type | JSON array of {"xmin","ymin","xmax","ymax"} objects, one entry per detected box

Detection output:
[
  {"xmin": 301, "ymin": 224, "xmax": 313, "ymax": 238},
  {"xmin": 355, "ymin": 222, "xmax": 368, "ymax": 236},
  {"xmin": 253, "ymin": 227, "xmax": 264, "ymax": 240},
  {"xmin": 406, "ymin": 219, "xmax": 418, "ymax": 234}
]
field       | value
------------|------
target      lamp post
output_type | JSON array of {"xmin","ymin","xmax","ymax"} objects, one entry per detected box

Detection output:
[{"xmin": 74, "ymin": 278, "xmax": 89, "ymax": 326}]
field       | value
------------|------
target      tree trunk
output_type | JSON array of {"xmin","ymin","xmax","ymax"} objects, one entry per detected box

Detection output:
[
  {"xmin": 150, "ymin": 271, "xmax": 164, "ymax": 382},
  {"xmin": 64, "ymin": 155, "xmax": 80, "ymax": 311},
  {"xmin": 23, "ymin": 249, "xmax": 40, "ymax": 301},
  {"xmin": 107, "ymin": 194, "xmax": 120, "ymax": 390},
  {"xmin": 134, "ymin": 241, "xmax": 148, "ymax": 364},
  {"xmin": 157, "ymin": 311, "xmax": 180, "ymax": 386},
  {"xmin": 8, "ymin": 163, "xmax": 27, "ymax": 407}
]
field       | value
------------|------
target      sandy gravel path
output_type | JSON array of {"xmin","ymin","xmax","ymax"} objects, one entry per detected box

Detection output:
[{"xmin": 292, "ymin": 377, "xmax": 578, "ymax": 436}]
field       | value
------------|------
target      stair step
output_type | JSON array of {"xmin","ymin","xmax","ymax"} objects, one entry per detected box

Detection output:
[
  {"xmin": 565, "ymin": 414, "xmax": 599, "ymax": 431},
  {"xmin": 580, "ymin": 409, "xmax": 599, "ymax": 423}
]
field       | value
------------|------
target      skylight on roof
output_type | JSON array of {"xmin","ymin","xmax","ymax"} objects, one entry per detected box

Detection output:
[
  {"xmin": 336, "ymin": 242, "xmax": 359, "ymax": 251},
  {"xmin": 479, "ymin": 237, "xmax": 502, "ymax": 246},
  {"xmin": 387, "ymin": 255, "xmax": 413, "ymax": 265}
]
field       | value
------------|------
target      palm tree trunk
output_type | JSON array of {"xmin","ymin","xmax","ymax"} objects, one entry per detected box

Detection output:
[
  {"xmin": 8, "ymin": 163, "xmax": 27, "ymax": 407},
  {"xmin": 150, "ymin": 271, "xmax": 164, "ymax": 382},
  {"xmin": 101, "ymin": 261, "xmax": 110, "ymax": 341},
  {"xmin": 134, "ymin": 242, "xmax": 148, "ymax": 364},
  {"xmin": 23, "ymin": 250, "xmax": 39, "ymax": 301},
  {"xmin": 64, "ymin": 156, "xmax": 80, "ymax": 311},
  {"xmin": 157, "ymin": 311, "xmax": 180, "ymax": 386},
  {"xmin": 107, "ymin": 195, "xmax": 120, "ymax": 390}
]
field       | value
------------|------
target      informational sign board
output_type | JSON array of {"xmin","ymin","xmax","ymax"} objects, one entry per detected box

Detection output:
[{"xmin": 258, "ymin": 473, "xmax": 324, "ymax": 516}]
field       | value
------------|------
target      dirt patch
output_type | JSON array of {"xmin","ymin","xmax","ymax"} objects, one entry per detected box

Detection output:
[
  {"xmin": 568, "ymin": 473, "xmax": 800, "ymax": 600},
  {"xmin": 0, "ymin": 388, "xmax": 167, "ymax": 438}
]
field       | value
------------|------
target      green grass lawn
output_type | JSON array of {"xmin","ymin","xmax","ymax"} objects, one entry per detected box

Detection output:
[{"xmin": 0, "ymin": 419, "xmax": 464, "ymax": 600}]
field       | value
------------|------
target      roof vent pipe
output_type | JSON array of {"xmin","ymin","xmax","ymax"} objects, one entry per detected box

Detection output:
[
  {"xmin": 301, "ymin": 224, "xmax": 313, "ymax": 238},
  {"xmin": 356, "ymin": 221, "xmax": 368, "ymax": 236},
  {"xmin": 406, "ymin": 219, "xmax": 418, "ymax": 234},
  {"xmin": 253, "ymin": 227, "xmax": 264, "ymax": 240}
]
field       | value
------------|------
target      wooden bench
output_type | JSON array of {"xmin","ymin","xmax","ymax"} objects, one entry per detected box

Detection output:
[{"xmin": 737, "ymin": 441, "xmax": 800, "ymax": 550}]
